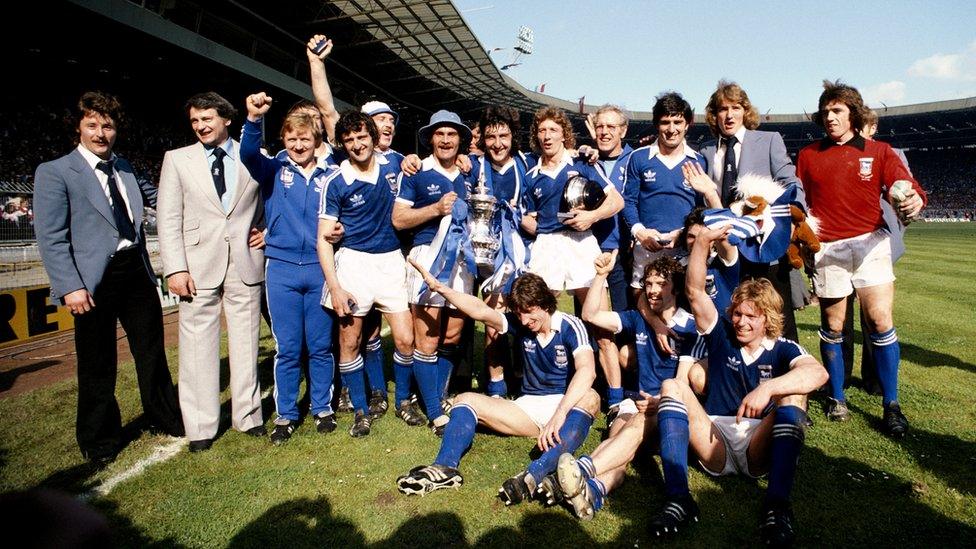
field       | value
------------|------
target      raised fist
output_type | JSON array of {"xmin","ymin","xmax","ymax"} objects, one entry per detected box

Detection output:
[{"xmin": 246, "ymin": 92, "xmax": 273, "ymax": 120}]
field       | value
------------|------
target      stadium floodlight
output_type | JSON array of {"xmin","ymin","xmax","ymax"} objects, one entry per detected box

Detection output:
[{"xmin": 514, "ymin": 26, "xmax": 534, "ymax": 55}]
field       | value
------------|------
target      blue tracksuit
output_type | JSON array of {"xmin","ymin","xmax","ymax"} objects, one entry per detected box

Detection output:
[{"xmin": 241, "ymin": 118, "xmax": 337, "ymax": 421}]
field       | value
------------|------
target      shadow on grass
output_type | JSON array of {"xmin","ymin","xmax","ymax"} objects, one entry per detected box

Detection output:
[
  {"xmin": 0, "ymin": 359, "xmax": 61, "ymax": 392},
  {"xmin": 797, "ymin": 322, "xmax": 976, "ymax": 375},
  {"xmin": 226, "ymin": 496, "xmax": 365, "ymax": 549},
  {"xmin": 848, "ymin": 401, "xmax": 976, "ymax": 496}
]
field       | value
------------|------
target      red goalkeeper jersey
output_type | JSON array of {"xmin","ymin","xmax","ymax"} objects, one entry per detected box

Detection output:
[{"xmin": 797, "ymin": 135, "xmax": 926, "ymax": 242}]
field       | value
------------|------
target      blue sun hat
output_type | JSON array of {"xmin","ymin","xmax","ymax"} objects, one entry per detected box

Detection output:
[{"xmin": 417, "ymin": 110, "xmax": 472, "ymax": 145}]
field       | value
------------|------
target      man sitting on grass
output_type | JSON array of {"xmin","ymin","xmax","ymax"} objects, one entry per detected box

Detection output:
[
  {"xmin": 396, "ymin": 261, "xmax": 600, "ymax": 505},
  {"xmin": 637, "ymin": 223, "xmax": 827, "ymax": 545},
  {"xmin": 548, "ymin": 252, "xmax": 705, "ymax": 521}
]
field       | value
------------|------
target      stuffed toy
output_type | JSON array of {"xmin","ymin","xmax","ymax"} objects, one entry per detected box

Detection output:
[{"xmin": 731, "ymin": 174, "xmax": 820, "ymax": 268}]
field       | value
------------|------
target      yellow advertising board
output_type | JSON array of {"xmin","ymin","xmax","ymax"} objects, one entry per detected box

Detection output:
[{"xmin": 0, "ymin": 276, "xmax": 178, "ymax": 348}]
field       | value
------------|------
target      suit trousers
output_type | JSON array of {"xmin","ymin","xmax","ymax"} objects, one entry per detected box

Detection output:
[
  {"xmin": 74, "ymin": 247, "xmax": 183, "ymax": 460},
  {"xmin": 740, "ymin": 256, "xmax": 799, "ymax": 342},
  {"xmin": 177, "ymin": 253, "xmax": 263, "ymax": 441}
]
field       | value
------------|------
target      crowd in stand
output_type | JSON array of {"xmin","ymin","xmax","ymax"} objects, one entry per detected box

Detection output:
[{"xmin": 906, "ymin": 149, "xmax": 976, "ymax": 219}]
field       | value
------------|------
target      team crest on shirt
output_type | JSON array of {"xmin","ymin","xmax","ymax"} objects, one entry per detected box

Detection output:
[
  {"xmin": 426, "ymin": 183, "xmax": 442, "ymax": 195},
  {"xmin": 349, "ymin": 193, "xmax": 365, "ymax": 208},
  {"xmin": 385, "ymin": 173, "xmax": 398, "ymax": 193},
  {"xmin": 523, "ymin": 340, "xmax": 537, "ymax": 353},
  {"xmin": 858, "ymin": 157, "xmax": 874, "ymax": 180},
  {"xmin": 758, "ymin": 364, "xmax": 773, "ymax": 383},
  {"xmin": 534, "ymin": 187, "xmax": 543, "ymax": 198},
  {"xmin": 643, "ymin": 169, "xmax": 656, "ymax": 182},
  {"xmin": 314, "ymin": 175, "xmax": 327, "ymax": 193},
  {"xmin": 554, "ymin": 345, "xmax": 568, "ymax": 367},
  {"xmin": 635, "ymin": 332, "xmax": 649, "ymax": 346},
  {"xmin": 281, "ymin": 168, "xmax": 294, "ymax": 188},
  {"xmin": 726, "ymin": 355, "xmax": 742, "ymax": 372}
]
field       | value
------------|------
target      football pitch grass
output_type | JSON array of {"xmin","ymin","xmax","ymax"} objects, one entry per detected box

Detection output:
[{"xmin": 1, "ymin": 223, "xmax": 974, "ymax": 547}]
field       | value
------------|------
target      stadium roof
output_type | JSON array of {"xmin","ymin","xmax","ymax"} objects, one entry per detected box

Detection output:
[{"xmin": 63, "ymin": 0, "xmax": 976, "ymax": 151}]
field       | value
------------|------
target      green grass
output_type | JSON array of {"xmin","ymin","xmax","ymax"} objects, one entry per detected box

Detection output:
[{"xmin": 2, "ymin": 223, "xmax": 975, "ymax": 547}]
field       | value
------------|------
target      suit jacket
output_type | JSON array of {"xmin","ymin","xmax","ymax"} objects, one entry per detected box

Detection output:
[
  {"xmin": 34, "ymin": 148, "xmax": 156, "ymax": 300},
  {"xmin": 157, "ymin": 140, "xmax": 264, "ymax": 289},
  {"xmin": 699, "ymin": 129, "xmax": 807, "ymax": 208},
  {"xmin": 883, "ymin": 147, "xmax": 911, "ymax": 262}
]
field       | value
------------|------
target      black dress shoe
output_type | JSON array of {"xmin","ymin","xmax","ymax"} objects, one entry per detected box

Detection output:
[
  {"xmin": 88, "ymin": 453, "xmax": 117, "ymax": 470},
  {"xmin": 244, "ymin": 425, "xmax": 267, "ymax": 437},
  {"xmin": 188, "ymin": 439, "xmax": 214, "ymax": 452}
]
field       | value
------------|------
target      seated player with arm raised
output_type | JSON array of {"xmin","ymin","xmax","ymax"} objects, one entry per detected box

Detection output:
[
  {"xmin": 645, "ymin": 223, "xmax": 828, "ymax": 545},
  {"xmin": 545, "ymin": 252, "xmax": 704, "ymax": 521},
  {"xmin": 396, "ymin": 263, "xmax": 600, "ymax": 507}
]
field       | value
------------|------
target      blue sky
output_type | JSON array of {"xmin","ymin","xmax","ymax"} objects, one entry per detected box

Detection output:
[{"xmin": 455, "ymin": 0, "xmax": 976, "ymax": 114}]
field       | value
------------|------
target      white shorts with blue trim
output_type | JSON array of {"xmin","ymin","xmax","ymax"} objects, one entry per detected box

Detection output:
[
  {"xmin": 513, "ymin": 393, "xmax": 564, "ymax": 429},
  {"xmin": 813, "ymin": 228, "xmax": 895, "ymax": 298},
  {"xmin": 407, "ymin": 244, "xmax": 474, "ymax": 308},
  {"xmin": 323, "ymin": 248, "xmax": 409, "ymax": 317},
  {"xmin": 528, "ymin": 230, "xmax": 601, "ymax": 291},
  {"xmin": 701, "ymin": 415, "xmax": 763, "ymax": 478}
]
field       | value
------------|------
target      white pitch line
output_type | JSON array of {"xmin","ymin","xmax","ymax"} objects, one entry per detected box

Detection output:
[
  {"xmin": 82, "ymin": 328, "xmax": 395, "ymax": 500},
  {"xmin": 80, "ymin": 436, "xmax": 186, "ymax": 500}
]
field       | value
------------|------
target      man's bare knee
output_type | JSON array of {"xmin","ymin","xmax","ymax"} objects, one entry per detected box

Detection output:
[
  {"xmin": 660, "ymin": 378, "xmax": 689, "ymax": 400},
  {"xmin": 577, "ymin": 389, "xmax": 601, "ymax": 415}
]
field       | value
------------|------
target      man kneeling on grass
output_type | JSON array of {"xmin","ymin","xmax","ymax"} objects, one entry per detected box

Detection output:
[
  {"xmin": 636, "ymin": 223, "xmax": 827, "ymax": 545},
  {"xmin": 548, "ymin": 252, "xmax": 705, "ymax": 521},
  {"xmin": 396, "ymin": 261, "xmax": 600, "ymax": 505}
]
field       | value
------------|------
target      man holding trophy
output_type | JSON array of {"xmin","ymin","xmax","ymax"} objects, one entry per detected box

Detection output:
[
  {"xmin": 467, "ymin": 105, "xmax": 535, "ymax": 398},
  {"xmin": 392, "ymin": 110, "xmax": 473, "ymax": 435}
]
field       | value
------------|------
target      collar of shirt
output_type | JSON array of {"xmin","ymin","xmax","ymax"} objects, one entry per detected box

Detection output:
[
  {"xmin": 77, "ymin": 144, "xmax": 116, "ymax": 171},
  {"xmin": 490, "ymin": 157, "xmax": 516, "ymax": 175},
  {"xmin": 533, "ymin": 149, "xmax": 574, "ymax": 178},
  {"xmin": 646, "ymin": 141, "xmax": 698, "ymax": 161},
  {"xmin": 723, "ymin": 126, "xmax": 746, "ymax": 147},
  {"xmin": 285, "ymin": 151, "xmax": 335, "ymax": 176},
  {"xmin": 740, "ymin": 337, "xmax": 776, "ymax": 366},
  {"xmin": 421, "ymin": 155, "xmax": 461, "ymax": 180},
  {"xmin": 339, "ymin": 152, "xmax": 387, "ymax": 185},
  {"xmin": 819, "ymin": 132, "xmax": 866, "ymax": 151},
  {"xmin": 533, "ymin": 310, "xmax": 567, "ymax": 347},
  {"xmin": 667, "ymin": 307, "xmax": 692, "ymax": 329},
  {"xmin": 204, "ymin": 138, "xmax": 236, "ymax": 161}
]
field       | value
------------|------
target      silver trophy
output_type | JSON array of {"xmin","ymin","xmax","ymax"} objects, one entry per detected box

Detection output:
[
  {"xmin": 467, "ymin": 175, "xmax": 500, "ymax": 269},
  {"xmin": 558, "ymin": 174, "xmax": 607, "ymax": 223}
]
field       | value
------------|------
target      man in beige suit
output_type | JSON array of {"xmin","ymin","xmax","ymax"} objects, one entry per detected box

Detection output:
[{"xmin": 157, "ymin": 92, "xmax": 266, "ymax": 452}]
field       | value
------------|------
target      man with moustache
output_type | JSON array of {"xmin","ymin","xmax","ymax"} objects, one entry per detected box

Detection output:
[
  {"xmin": 34, "ymin": 91, "xmax": 184, "ymax": 465},
  {"xmin": 393, "ymin": 110, "xmax": 473, "ymax": 435}
]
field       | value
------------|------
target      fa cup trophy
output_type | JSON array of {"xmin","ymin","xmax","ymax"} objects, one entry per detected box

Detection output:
[{"xmin": 467, "ymin": 175, "xmax": 500, "ymax": 270}]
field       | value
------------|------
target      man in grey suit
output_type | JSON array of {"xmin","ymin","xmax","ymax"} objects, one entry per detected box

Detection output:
[
  {"xmin": 157, "ymin": 92, "xmax": 266, "ymax": 452},
  {"xmin": 34, "ymin": 91, "xmax": 184, "ymax": 467},
  {"xmin": 699, "ymin": 80, "xmax": 805, "ymax": 341}
]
